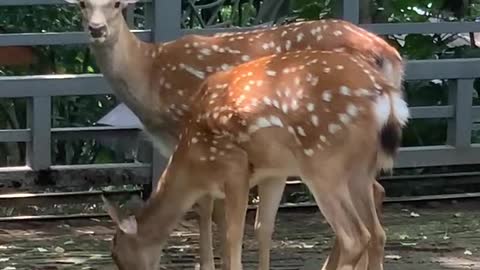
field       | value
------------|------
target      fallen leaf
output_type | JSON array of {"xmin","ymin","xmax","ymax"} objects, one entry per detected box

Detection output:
[
  {"xmin": 37, "ymin": 247, "xmax": 48, "ymax": 252},
  {"xmin": 385, "ymin": 254, "xmax": 402, "ymax": 260},
  {"xmin": 410, "ymin": 212, "xmax": 420, "ymax": 217},
  {"xmin": 54, "ymin": 246, "xmax": 65, "ymax": 253},
  {"xmin": 464, "ymin": 250, "xmax": 473, "ymax": 256}
]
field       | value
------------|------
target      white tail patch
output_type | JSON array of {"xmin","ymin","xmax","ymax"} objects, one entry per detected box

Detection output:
[
  {"xmin": 391, "ymin": 92, "xmax": 410, "ymax": 126},
  {"xmin": 373, "ymin": 93, "xmax": 391, "ymax": 128}
]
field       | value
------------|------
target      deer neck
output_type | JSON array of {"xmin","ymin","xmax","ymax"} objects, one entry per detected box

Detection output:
[
  {"xmin": 135, "ymin": 166, "xmax": 203, "ymax": 247},
  {"xmin": 89, "ymin": 19, "xmax": 161, "ymax": 127}
]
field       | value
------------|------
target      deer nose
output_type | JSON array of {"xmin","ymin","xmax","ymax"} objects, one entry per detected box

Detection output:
[{"xmin": 88, "ymin": 24, "xmax": 107, "ymax": 38}]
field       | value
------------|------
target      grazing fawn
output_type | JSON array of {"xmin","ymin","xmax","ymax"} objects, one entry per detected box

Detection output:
[
  {"xmin": 65, "ymin": 0, "xmax": 404, "ymax": 269},
  {"xmin": 103, "ymin": 49, "xmax": 409, "ymax": 270}
]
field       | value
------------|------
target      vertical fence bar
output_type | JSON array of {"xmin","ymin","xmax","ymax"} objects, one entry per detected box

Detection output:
[
  {"xmin": 26, "ymin": 96, "xmax": 51, "ymax": 170},
  {"xmin": 341, "ymin": 0, "xmax": 360, "ymax": 24},
  {"xmin": 447, "ymin": 79, "xmax": 473, "ymax": 149},
  {"xmin": 152, "ymin": 0, "xmax": 182, "ymax": 42},
  {"xmin": 146, "ymin": 0, "xmax": 183, "ymax": 195}
]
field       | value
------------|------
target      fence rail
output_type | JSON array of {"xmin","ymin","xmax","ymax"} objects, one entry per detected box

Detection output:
[{"xmin": 1, "ymin": 0, "xmax": 480, "ymax": 191}]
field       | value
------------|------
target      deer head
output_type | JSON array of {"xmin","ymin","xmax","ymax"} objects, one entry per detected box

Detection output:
[
  {"xmin": 101, "ymin": 195, "xmax": 162, "ymax": 270},
  {"xmin": 64, "ymin": 0, "xmax": 138, "ymax": 44}
]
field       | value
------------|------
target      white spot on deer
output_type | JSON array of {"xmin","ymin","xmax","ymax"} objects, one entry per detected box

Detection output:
[
  {"xmin": 269, "ymin": 116, "xmax": 284, "ymax": 127},
  {"xmin": 347, "ymin": 103, "xmax": 359, "ymax": 117},
  {"xmin": 242, "ymin": 55, "xmax": 251, "ymax": 62},
  {"xmin": 339, "ymin": 86, "xmax": 351, "ymax": 96},
  {"xmin": 285, "ymin": 88, "xmax": 291, "ymax": 97},
  {"xmin": 209, "ymin": 156, "xmax": 216, "ymax": 161},
  {"xmin": 319, "ymin": 135, "xmax": 327, "ymax": 142},
  {"xmin": 263, "ymin": 97, "xmax": 272, "ymax": 106},
  {"xmin": 276, "ymin": 46, "xmax": 282, "ymax": 53},
  {"xmin": 210, "ymin": 147, "xmax": 217, "ymax": 153},
  {"xmin": 291, "ymin": 99, "xmax": 299, "ymax": 111},
  {"xmin": 200, "ymin": 156, "xmax": 207, "ymax": 161},
  {"xmin": 177, "ymin": 90, "xmax": 184, "ymax": 96},
  {"xmin": 191, "ymin": 137, "xmax": 199, "ymax": 144},
  {"xmin": 311, "ymin": 115, "xmax": 319, "ymax": 126},
  {"xmin": 328, "ymin": 123, "xmax": 341, "ymax": 134},
  {"xmin": 282, "ymin": 103, "xmax": 289, "ymax": 113},
  {"xmin": 374, "ymin": 83, "xmax": 383, "ymax": 90},
  {"xmin": 333, "ymin": 30, "xmax": 343, "ymax": 36},
  {"xmin": 296, "ymin": 33, "xmax": 304, "ymax": 42},
  {"xmin": 336, "ymin": 65, "xmax": 344, "ymax": 70},
  {"xmin": 249, "ymin": 117, "xmax": 272, "ymax": 133},
  {"xmin": 287, "ymin": 126, "xmax": 295, "ymax": 134},
  {"xmin": 356, "ymin": 88, "xmax": 371, "ymax": 96},
  {"xmin": 285, "ymin": 40, "xmax": 292, "ymax": 50},
  {"xmin": 316, "ymin": 35, "xmax": 323, "ymax": 41},
  {"xmin": 244, "ymin": 85, "xmax": 251, "ymax": 91},
  {"xmin": 294, "ymin": 77, "xmax": 301, "ymax": 86},
  {"xmin": 322, "ymin": 91, "xmax": 332, "ymax": 102},
  {"xmin": 262, "ymin": 43, "xmax": 270, "ymax": 50},
  {"xmin": 323, "ymin": 67, "xmax": 331, "ymax": 73},
  {"xmin": 283, "ymin": 68, "xmax": 290, "ymax": 74},
  {"xmin": 311, "ymin": 76, "xmax": 319, "ymax": 86},
  {"xmin": 338, "ymin": 113, "xmax": 350, "ymax": 124},
  {"xmin": 165, "ymin": 83, "xmax": 172, "ymax": 89},
  {"xmin": 179, "ymin": 63, "xmax": 205, "ymax": 79},
  {"xmin": 221, "ymin": 64, "xmax": 231, "ymax": 71},
  {"xmin": 304, "ymin": 148, "xmax": 314, "ymax": 156},
  {"xmin": 266, "ymin": 70, "xmax": 277, "ymax": 76},
  {"xmin": 200, "ymin": 48, "xmax": 212, "ymax": 55},
  {"xmin": 297, "ymin": 126, "xmax": 306, "ymax": 137},
  {"xmin": 281, "ymin": 31, "xmax": 288, "ymax": 37},
  {"xmin": 306, "ymin": 103, "xmax": 315, "ymax": 112},
  {"xmin": 272, "ymin": 100, "xmax": 280, "ymax": 109},
  {"xmin": 256, "ymin": 80, "xmax": 263, "ymax": 87}
]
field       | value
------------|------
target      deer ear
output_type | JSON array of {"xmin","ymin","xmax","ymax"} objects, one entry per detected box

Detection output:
[
  {"xmin": 118, "ymin": 215, "xmax": 138, "ymax": 235},
  {"xmin": 124, "ymin": 194, "xmax": 145, "ymax": 216},
  {"xmin": 101, "ymin": 195, "xmax": 122, "ymax": 224},
  {"xmin": 64, "ymin": 0, "xmax": 79, "ymax": 3}
]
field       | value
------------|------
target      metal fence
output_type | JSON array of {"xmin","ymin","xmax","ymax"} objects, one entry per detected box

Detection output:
[{"xmin": 1, "ymin": 0, "xmax": 480, "ymax": 192}]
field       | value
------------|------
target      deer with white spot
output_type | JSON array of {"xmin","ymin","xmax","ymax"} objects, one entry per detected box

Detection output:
[
  {"xmin": 102, "ymin": 49, "xmax": 409, "ymax": 270},
  {"xmin": 64, "ymin": 0, "xmax": 404, "ymax": 269}
]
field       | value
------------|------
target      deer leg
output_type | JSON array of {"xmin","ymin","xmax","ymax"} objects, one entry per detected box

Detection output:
[
  {"xmin": 361, "ymin": 181, "xmax": 386, "ymax": 270},
  {"xmin": 321, "ymin": 180, "xmax": 385, "ymax": 270},
  {"xmin": 305, "ymin": 178, "xmax": 371, "ymax": 270},
  {"xmin": 254, "ymin": 178, "xmax": 286, "ymax": 270},
  {"xmin": 223, "ymin": 178, "xmax": 249, "ymax": 270},
  {"xmin": 212, "ymin": 199, "xmax": 228, "ymax": 270},
  {"xmin": 197, "ymin": 195, "xmax": 216, "ymax": 270}
]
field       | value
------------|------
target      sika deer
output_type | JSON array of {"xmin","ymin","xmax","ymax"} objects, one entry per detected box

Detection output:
[
  {"xmin": 64, "ymin": 0, "xmax": 404, "ymax": 268},
  {"xmin": 103, "ymin": 49, "xmax": 409, "ymax": 270}
]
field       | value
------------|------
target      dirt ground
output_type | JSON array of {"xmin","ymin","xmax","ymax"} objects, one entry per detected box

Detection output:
[{"xmin": 0, "ymin": 200, "xmax": 479, "ymax": 270}]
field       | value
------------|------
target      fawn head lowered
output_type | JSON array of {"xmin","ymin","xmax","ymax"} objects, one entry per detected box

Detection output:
[
  {"xmin": 101, "ymin": 195, "xmax": 162, "ymax": 270},
  {"xmin": 64, "ymin": 0, "xmax": 138, "ymax": 43}
]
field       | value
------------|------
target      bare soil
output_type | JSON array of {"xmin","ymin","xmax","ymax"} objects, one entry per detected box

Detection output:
[{"xmin": 0, "ymin": 200, "xmax": 479, "ymax": 270}]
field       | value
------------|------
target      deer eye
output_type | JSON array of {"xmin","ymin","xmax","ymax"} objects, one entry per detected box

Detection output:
[
  {"xmin": 79, "ymin": 1, "xmax": 86, "ymax": 9},
  {"xmin": 114, "ymin": 1, "xmax": 121, "ymax": 8}
]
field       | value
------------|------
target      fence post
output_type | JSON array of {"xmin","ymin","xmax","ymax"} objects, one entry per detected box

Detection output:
[
  {"xmin": 144, "ymin": 0, "xmax": 182, "ymax": 197},
  {"xmin": 341, "ymin": 0, "xmax": 360, "ymax": 24},
  {"xmin": 447, "ymin": 79, "xmax": 473, "ymax": 149},
  {"xmin": 26, "ymin": 96, "xmax": 51, "ymax": 170}
]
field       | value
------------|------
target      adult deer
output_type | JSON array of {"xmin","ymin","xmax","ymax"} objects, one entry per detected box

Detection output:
[
  {"xmin": 64, "ymin": 0, "xmax": 404, "ymax": 269},
  {"xmin": 103, "ymin": 49, "xmax": 409, "ymax": 270}
]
